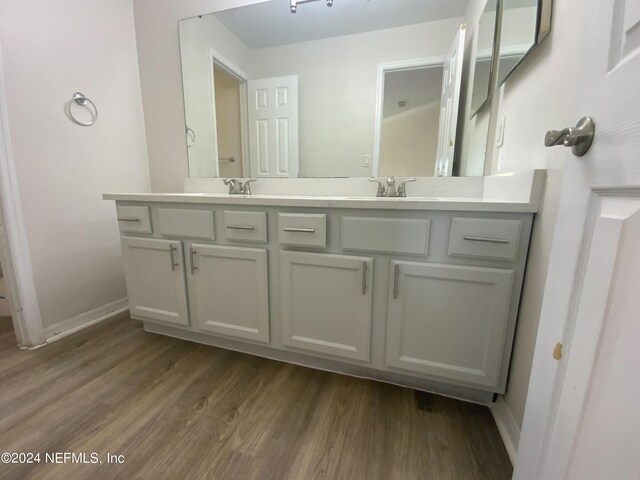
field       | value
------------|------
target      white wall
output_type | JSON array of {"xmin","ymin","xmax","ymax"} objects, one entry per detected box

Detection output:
[
  {"xmin": 0, "ymin": 0, "xmax": 150, "ymax": 332},
  {"xmin": 133, "ymin": 0, "xmax": 265, "ymax": 192},
  {"xmin": 460, "ymin": 0, "xmax": 575, "ymax": 434},
  {"xmin": 490, "ymin": 6, "xmax": 573, "ymax": 430}
]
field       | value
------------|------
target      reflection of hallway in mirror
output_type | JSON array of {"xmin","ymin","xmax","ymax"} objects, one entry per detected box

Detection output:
[
  {"xmin": 214, "ymin": 65, "xmax": 243, "ymax": 178},
  {"xmin": 379, "ymin": 66, "xmax": 443, "ymax": 177}
]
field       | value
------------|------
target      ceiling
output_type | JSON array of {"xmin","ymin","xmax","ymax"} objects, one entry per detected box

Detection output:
[{"xmin": 214, "ymin": 0, "xmax": 470, "ymax": 49}]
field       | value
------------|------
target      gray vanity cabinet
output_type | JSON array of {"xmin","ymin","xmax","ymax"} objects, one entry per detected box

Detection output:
[
  {"xmin": 185, "ymin": 243, "xmax": 270, "ymax": 343},
  {"xmin": 280, "ymin": 251, "xmax": 373, "ymax": 361},
  {"xmin": 111, "ymin": 198, "xmax": 536, "ymax": 403},
  {"xmin": 385, "ymin": 261, "xmax": 514, "ymax": 389},
  {"xmin": 120, "ymin": 237, "xmax": 189, "ymax": 327}
]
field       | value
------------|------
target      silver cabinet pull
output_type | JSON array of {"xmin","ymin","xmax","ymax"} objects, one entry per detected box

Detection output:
[
  {"xmin": 189, "ymin": 247, "xmax": 198, "ymax": 275},
  {"xmin": 117, "ymin": 218, "xmax": 140, "ymax": 222},
  {"xmin": 226, "ymin": 225, "xmax": 255, "ymax": 231},
  {"xmin": 169, "ymin": 245, "xmax": 178, "ymax": 271},
  {"xmin": 462, "ymin": 235, "xmax": 510, "ymax": 244},
  {"xmin": 393, "ymin": 264, "xmax": 400, "ymax": 299},
  {"xmin": 282, "ymin": 227, "xmax": 315, "ymax": 233},
  {"xmin": 361, "ymin": 261, "xmax": 368, "ymax": 295}
]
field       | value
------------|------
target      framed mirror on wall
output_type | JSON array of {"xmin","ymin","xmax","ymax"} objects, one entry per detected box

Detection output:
[{"xmin": 177, "ymin": 0, "xmax": 551, "ymax": 180}]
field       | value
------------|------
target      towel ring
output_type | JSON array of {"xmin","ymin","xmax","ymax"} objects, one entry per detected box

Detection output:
[{"xmin": 66, "ymin": 92, "xmax": 98, "ymax": 126}]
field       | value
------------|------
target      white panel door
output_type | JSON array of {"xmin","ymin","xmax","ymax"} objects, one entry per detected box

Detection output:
[
  {"xmin": 121, "ymin": 237, "xmax": 189, "ymax": 326},
  {"xmin": 188, "ymin": 244, "xmax": 269, "ymax": 343},
  {"xmin": 280, "ymin": 251, "xmax": 373, "ymax": 361},
  {"xmin": 247, "ymin": 75, "xmax": 299, "ymax": 177},
  {"xmin": 386, "ymin": 261, "xmax": 513, "ymax": 389},
  {"xmin": 435, "ymin": 24, "xmax": 465, "ymax": 177},
  {"xmin": 516, "ymin": 0, "xmax": 640, "ymax": 477}
]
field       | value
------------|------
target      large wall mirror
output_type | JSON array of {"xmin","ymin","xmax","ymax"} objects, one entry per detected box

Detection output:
[
  {"xmin": 178, "ymin": 0, "xmax": 550, "ymax": 179},
  {"xmin": 179, "ymin": 0, "xmax": 479, "ymax": 179}
]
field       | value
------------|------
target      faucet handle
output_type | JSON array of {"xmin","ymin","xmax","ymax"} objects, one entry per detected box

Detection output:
[
  {"xmin": 223, "ymin": 178, "xmax": 242, "ymax": 194},
  {"xmin": 369, "ymin": 178, "xmax": 386, "ymax": 197},
  {"xmin": 397, "ymin": 178, "xmax": 417, "ymax": 197},
  {"xmin": 241, "ymin": 179, "xmax": 257, "ymax": 195}
]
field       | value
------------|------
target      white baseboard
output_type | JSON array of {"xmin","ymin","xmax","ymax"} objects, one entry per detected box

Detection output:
[
  {"xmin": 490, "ymin": 395, "xmax": 521, "ymax": 465},
  {"xmin": 44, "ymin": 298, "xmax": 129, "ymax": 344}
]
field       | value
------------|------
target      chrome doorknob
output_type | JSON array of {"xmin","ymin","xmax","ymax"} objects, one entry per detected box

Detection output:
[{"xmin": 545, "ymin": 116, "xmax": 595, "ymax": 157}]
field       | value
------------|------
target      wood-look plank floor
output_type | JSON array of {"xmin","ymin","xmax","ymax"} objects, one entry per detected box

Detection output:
[{"xmin": 0, "ymin": 315, "xmax": 512, "ymax": 480}]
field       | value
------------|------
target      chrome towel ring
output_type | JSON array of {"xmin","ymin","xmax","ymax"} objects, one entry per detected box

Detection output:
[{"xmin": 66, "ymin": 91, "xmax": 98, "ymax": 126}]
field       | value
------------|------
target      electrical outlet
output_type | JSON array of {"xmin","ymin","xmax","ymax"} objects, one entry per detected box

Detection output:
[
  {"xmin": 496, "ymin": 116, "xmax": 506, "ymax": 148},
  {"xmin": 362, "ymin": 154, "xmax": 371, "ymax": 167}
]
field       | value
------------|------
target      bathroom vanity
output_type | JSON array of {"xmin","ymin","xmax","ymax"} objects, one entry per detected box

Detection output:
[{"xmin": 105, "ymin": 172, "xmax": 543, "ymax": 404}]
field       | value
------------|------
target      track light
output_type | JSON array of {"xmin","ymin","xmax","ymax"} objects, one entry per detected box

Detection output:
[{"xmin": 290, "ymin": 0, "xmax": 335, "ymax": 14}]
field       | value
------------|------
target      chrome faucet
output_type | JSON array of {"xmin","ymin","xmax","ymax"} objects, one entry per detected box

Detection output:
[
  {"xmin": 223, "ymin": 178, "xmax": 257, "ymax": 195},
  {"xmin": 369, "ymin": 177, "xmax": 416, "ymax": 197}
]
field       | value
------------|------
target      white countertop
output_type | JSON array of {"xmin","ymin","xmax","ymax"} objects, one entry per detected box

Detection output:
[{"xmin": 102, "ymin": 193, "xmax": 538, "ymax": 213}]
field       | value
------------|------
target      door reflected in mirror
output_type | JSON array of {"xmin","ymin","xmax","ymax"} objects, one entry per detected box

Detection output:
[
  {"xmin": 214, "ymin": 65, "xmax": 245, "ymax": 178},
  {"xmin": 179, "ymin": 0, "xmax": 483, "ymax": 179}
]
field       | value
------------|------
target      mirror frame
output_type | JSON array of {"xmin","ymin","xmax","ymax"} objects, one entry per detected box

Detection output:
[
  {"xmin": 470, "ymin": 0, "xmax": 501, "ymax": 118},
  {"xmin": 497, "ymin": 0, "xmax": 553, "ymax": 87}
]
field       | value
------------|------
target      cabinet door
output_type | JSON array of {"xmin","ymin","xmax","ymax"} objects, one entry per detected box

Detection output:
[
  {"xmin": 280, "ymin": 251, "xmax": 373, "ymax": 361},
  {"xmin": 189, "ymin": 244, "xmax": 269, "ymax": 343},
  {"xmin": 121, "ymin": 237, "xmax": 189, "ymax": 326},
  {"xmin": 386, "ymin": 261, "xmax": 513, "ymax": 389}
]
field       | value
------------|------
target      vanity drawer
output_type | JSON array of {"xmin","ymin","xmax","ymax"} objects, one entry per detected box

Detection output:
[
  {"xmin": 278, "ymin": 213, "xmax": 326, "ymax": 248},
  {"xmin": 224, "ymin": 210, "xmax": 267, "ymax": 243},
  {"xmin": 157, "ymin": 208, "xmax": 215, "ymax": 240},
  {"xmin": 448, "ymin": 217, "xmax": 521, "ymax": 261},
  {"xmin": 116, "ymin": 205, "xmax": 152, "ymax": 234},
  {"xmin": 341, "ymin": 217, "xmax": 430, "ymax": 255}
]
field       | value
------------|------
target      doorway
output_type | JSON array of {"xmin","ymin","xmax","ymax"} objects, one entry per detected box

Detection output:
[
  {"xmin": 372, "ymin": 56, "xmax": 448, "ymax": 177},
  {"xmin": 378, "ymin": 65, "xmax": 444, "ymax": 177},
  {"xmin": 213, "ymin": 64, "xmax": 244, "ymax": 178}
]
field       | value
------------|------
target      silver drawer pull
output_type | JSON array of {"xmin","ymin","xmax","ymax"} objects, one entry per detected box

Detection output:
[
  {"xmin": 189, "ymin": 247, "xmax": 198, "ymax": 275},
  {"xmin": 462, "ymin": 235, "xmax": 510, "ymax": 244},
  {"xmin": 117, "ymin": 217, "xmax": 140, "ymax": 223},
  {"xmin": 361, "ymin": 261, "xmax": 368, "ymax": 295},
  {"xmin": 283, "ymin": 227, "xmax": 316, "ymax": 233},
  {"xmin": 169, "ymin": 245, "xmax": 178, "ymax": 271},
  {"xmin": 226, "ymin": 225, "xmax": 256, "ymax": 231},
  {"xmin": 393, "ymin": 264, "xmax": 400, "ymax": 299}
]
